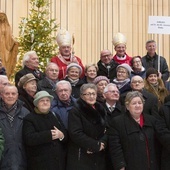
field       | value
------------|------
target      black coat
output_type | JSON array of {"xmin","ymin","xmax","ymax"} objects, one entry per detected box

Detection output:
[
  {"xmin": 120, "ymin": 89, "xmax": 159, "ymax": 117},
  {"xmin": 97, "ymin": 59, "xmax": 119, "ymax": 80},
  {"xmin": 22, "ymin": 111, "xmax": 68, "ymax": 170},
  {"xmin": 38, "ymin": 77, "xmax": 57, "ymax": 97},
  {"xmin": 67, "ymin": 98, "xmax": 107, "ymax": 170},
  {"xmin": 64, "ymin": 77, "xmax": 84, "ymax": 99},
  {"xmin": 15, "ymin": 65, "xmax": 45, "ymax": 87},
  {"xmin": 142, "ymin": 53, "xmax": 169, "ymax": 82},
  {"xmin": 0, "ymin": 100, "xmax": 30, "ymax": 170},
  {"xmin": 102, "ymin": 102, "xmax": 125, "ymax": 170},
  {"xmin": 108, "ymin": 112, "xmax": 161, "ymax": 170},
  {"xmin": 18, "ymin": 88, "xmax": 35, "ymax": 113},
  {"xmin": 159, "ymin": 101, "xmax": 170, "ymax": 170},
  {"xmin": 102, "ymin": 101, "xmax": 125, "ymax": 127}
]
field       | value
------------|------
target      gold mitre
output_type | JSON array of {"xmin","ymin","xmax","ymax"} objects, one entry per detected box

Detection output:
[
  {"xmin": 56, "ymin": 29, "xmax": 71, "ymax": 47},
  {"xmin": 112, "ymin": 33, "xmax": 127, "ymax": 46}
]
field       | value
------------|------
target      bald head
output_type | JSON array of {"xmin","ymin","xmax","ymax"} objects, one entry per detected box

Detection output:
[
  {"xmin": 130, "ymin": 76, "xmax": 144, "ymax": 91},
  {"xmin": 100, "ymin": 49, "xmax": 113, "ymax": 64}
]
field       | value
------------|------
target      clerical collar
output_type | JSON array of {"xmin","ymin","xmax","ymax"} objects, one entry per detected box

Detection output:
[{"xmin": 116, "ymin": 55, "xmax": 126, "ymax": 60}]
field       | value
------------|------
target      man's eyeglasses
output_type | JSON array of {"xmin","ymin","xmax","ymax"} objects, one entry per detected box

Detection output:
[
  {"xmin": 105, "ymin": 90, "xmax": 119, "ymax": 94},
  {"xmin": 131, "ymin": 80, "xmax": 143, "ymax": 84}
]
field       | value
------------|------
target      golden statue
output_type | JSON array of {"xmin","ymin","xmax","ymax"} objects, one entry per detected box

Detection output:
[{"xmin": 0, "ymin": 11, "xmax": 18, "ymax": 78}]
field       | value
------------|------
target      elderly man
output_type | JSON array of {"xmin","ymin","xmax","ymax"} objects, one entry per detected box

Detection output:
[
  {"xmin": 38, "ymin": 62, "xmax": 59, "ymax": 97},
  {"xmin": 103, "ymin": 83, "xmax": 125, "ymax": 125},
  {"xmin": 142, "ymin": 40, "xmax": 169, "ymax": 82},
  {"xmin": 15, "ymin": 51, "xmax": 45, "ymax": 87},
  {"xmin": 51, "ymin": 29, "xmax": 84, "ymax": 80},
  {"xmin": 0, "ymin": 85, "xmax": 29, "ymax": 169},
  {"xmin": 0, "ymin": 75, "xmax": 9, "ymax": 96},
  {"xmin": 97, "ymin": 49, "xmax": 119, "ymax": 80},
  {"xmin": 51, "ymin": 80, "xmax": 76, "ymax": 129},
  {"xmin": 120, "ymin": 75, "xmax": 159, "ymax": 117}
]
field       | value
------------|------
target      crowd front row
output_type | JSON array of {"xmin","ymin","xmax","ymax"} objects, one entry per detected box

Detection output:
[{"xmin": 0, "ymin": 82, "xmax": 170, "ymax": 170}]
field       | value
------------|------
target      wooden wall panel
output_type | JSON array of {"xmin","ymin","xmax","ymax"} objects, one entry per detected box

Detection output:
[{"xmin": 0, "ymin": 0, "xmax": 170, "ymax": 67}]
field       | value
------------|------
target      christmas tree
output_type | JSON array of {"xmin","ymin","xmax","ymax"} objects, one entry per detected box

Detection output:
[{"xmin": 10, "ymin": 0, "xmax": 58, "ymax": 81}]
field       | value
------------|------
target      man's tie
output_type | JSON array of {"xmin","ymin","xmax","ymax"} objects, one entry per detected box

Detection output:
[{"xmin": 109, "ymin": 106, "xmax": 115, "ymax": 112}]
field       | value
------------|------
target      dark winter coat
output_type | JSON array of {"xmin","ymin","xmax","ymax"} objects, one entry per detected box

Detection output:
[
  {"xmin": 159, "ymin": 101, "xmax": 170, "ymax": 170},
  {"xmin": 18, "ymin": 88, "xmax": 35, "ymax": 113},
  {"xmin": 102, "ymin": 101, "xmax": 125, "ymax": 126},
  {"xmin": 67, "ymin": 98, "xmax": 107, "ymax": 170},
  {"xmin": 102, "ymin": 101, "xmax": 125, "ymax": 170},
  {"xmin": 38, "ymin": 77, "xmax": 58, "ymax": 97},
  {"xmin": 64, "ymin": 77, "xmax": 84, "ymax": 99},
  {"xmin": 51, "ymin": 95, "xmax": 76, "ymax": 129},
  {"xmin": 15, "ymin": 65, "xmax": 45, "ymax": 87},
  {"xmin": 120, "ymin": 89, "xmax": 159, "ymax": 117},
  {"xmin": 22, "ymin": 111, "xmax": 68, "ymax": 170},
  {"xmin": 97, "ymin": 59, "xmax": 119, "ymax": 80},
  {"xmin": 0, "ymin": 99, "xmax": 30, "ymax": 170},
  {"xmin": 142, "ymin": 53, "xmax": 169, "ymax": 82},
  {"xmin": 108, "ymin": 112, "xmax": 161, "ymax": 170}
]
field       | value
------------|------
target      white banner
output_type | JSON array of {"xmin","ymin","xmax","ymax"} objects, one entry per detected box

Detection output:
[{"xmin": 148, "ymin": 16, "xmax": 170, "ymax": 34}]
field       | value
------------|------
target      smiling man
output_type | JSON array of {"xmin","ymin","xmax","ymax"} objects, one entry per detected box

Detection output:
[
  {"xmin": 0, "ymin": 85, "xmax": 29, "ymax": 169},
  {"xmin": 51, "ymin": 29, "xmax": 84, "ymax": 80},
  {"xmin": 15, "ymin": 51, "xmax": 45, "ymax": 87},
  {"xmin": 142, "ymin": 40, "xmax": 169, "ymax": 82},
  {"xmin": 112, "ymin": 33, "xmax": 132, "ymax": 65}
]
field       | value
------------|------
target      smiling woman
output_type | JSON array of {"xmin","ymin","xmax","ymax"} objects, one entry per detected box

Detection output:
[
  {"xmin": 67, "ymin": 83, "xmax": 107, "ymax": 170},
  {"xmin": 22, "ymin": 91, "xmax": 68, "ymax": 170},
  {"xmin": 108, "ymin": 91, "xmax": 161, "ymax": 170},
  {"xmin": 64, "ymin": 62, "xmax": 84, "ymax": 99},
  {"xmin": 144, "ymin": 67, "xmax": 168, "ymax": 108}
]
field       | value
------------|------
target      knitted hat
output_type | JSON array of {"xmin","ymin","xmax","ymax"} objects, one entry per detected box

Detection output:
[
  {"xmin": 33, "ymin": 91, "xmax": 54, "ymax": 107},
  {"xmin": 116, "ymin": 63, "xmax": 132, "ymax": 76},
  {"xmin": 66, "ymin": 63, "xmax": 82, "ymax": 75},
  {"xmin": 93, "ymin": 76, "xmax": 110, "ymax": 85},
  {"xmin": 146, "ymin": 68, "xmax": 159, "ymax": 79},
  {"xmin": 18, "ymin": 73, "xmax": 37, "ymax": 87},
  {"xmin": 112, "ymin": 33, "xmax": 127, "ymax": 47},
  {"xmin": 56, "ymin": 29, "xmax": 71, "ymax": 47}
]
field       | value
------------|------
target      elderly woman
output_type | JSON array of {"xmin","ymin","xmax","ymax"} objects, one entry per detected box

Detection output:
[
  {"xmin": 18, "ymin": 73, "xmax": 38, "ymax": 112},
  {"xmin": 108, "ymin": 91, "xmax": 161, "ymax": 170},
  {"xmin": 65, "ymin": 63, "xmax": 84, "ymax": 98},
  {"xmin": 130, "ymin": 56, "xmax": 146, "ymax": 78},
  {"xmin": 93, "ymin": 76, "xmax": 110, "ymax": 103},
  {"xmin": 22, "ymin": 91, "xmax": 67, "ymax": 170},
  {"xmin": 144, "ymin": 67, "xmax": 168, "ymax": 108},
  {"xmin": 83, "ymin": 63, "xmax": 98, "ymax": 83},
  {"xmin": 67, "ymin": 83, "xmax": 107, "ymax": 170},
  {"xmin": 112, "ymin": 63, "xmax": 132, "ymax": 94}
]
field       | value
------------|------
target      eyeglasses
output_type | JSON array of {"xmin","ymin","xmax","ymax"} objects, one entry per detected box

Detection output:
[
  {"xmin": 82, "ymin": 93, "xmax": 96, "ymax": 97},
  {"xmin": 106, "ymin": 90, "xmax": 119, "ymax": 94},
  {"xmin": 131, "ymin": 80, "xmax": 143, "ymax": 84},
  {"xmin": 101, "ymin": 54, "xmax": 111, "ymax": 58}
]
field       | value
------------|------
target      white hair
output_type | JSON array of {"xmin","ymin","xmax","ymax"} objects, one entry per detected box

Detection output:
[
  {"xmin": 56, "ymin": 80, "xmax": 72, "ymax": 91},
  {"xmin": 103, "ymin": 83, "xmax": 118, "ymax": 93},
  {"xmin": 22, "ymin": 51, "xmax": 37, "ymax": 68}
]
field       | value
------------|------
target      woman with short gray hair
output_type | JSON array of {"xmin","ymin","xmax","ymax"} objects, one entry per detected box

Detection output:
[
  {"xmin": 108, "ymin": 91, "xmax": 161, "ymax": 170},
  {"xmin": 67, "ymin": 83, "xmax": 107, "ymax": 170}
]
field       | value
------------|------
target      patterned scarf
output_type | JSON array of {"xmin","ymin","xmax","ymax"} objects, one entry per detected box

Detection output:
[{"xmin": 2, "ymin": 100, "xmax": 18, "ymax": 126}]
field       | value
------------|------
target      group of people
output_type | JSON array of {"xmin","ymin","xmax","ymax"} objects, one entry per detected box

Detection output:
[{"xmin": 0, "ymin": 29, "xmax": 170, "ymax": 170}]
